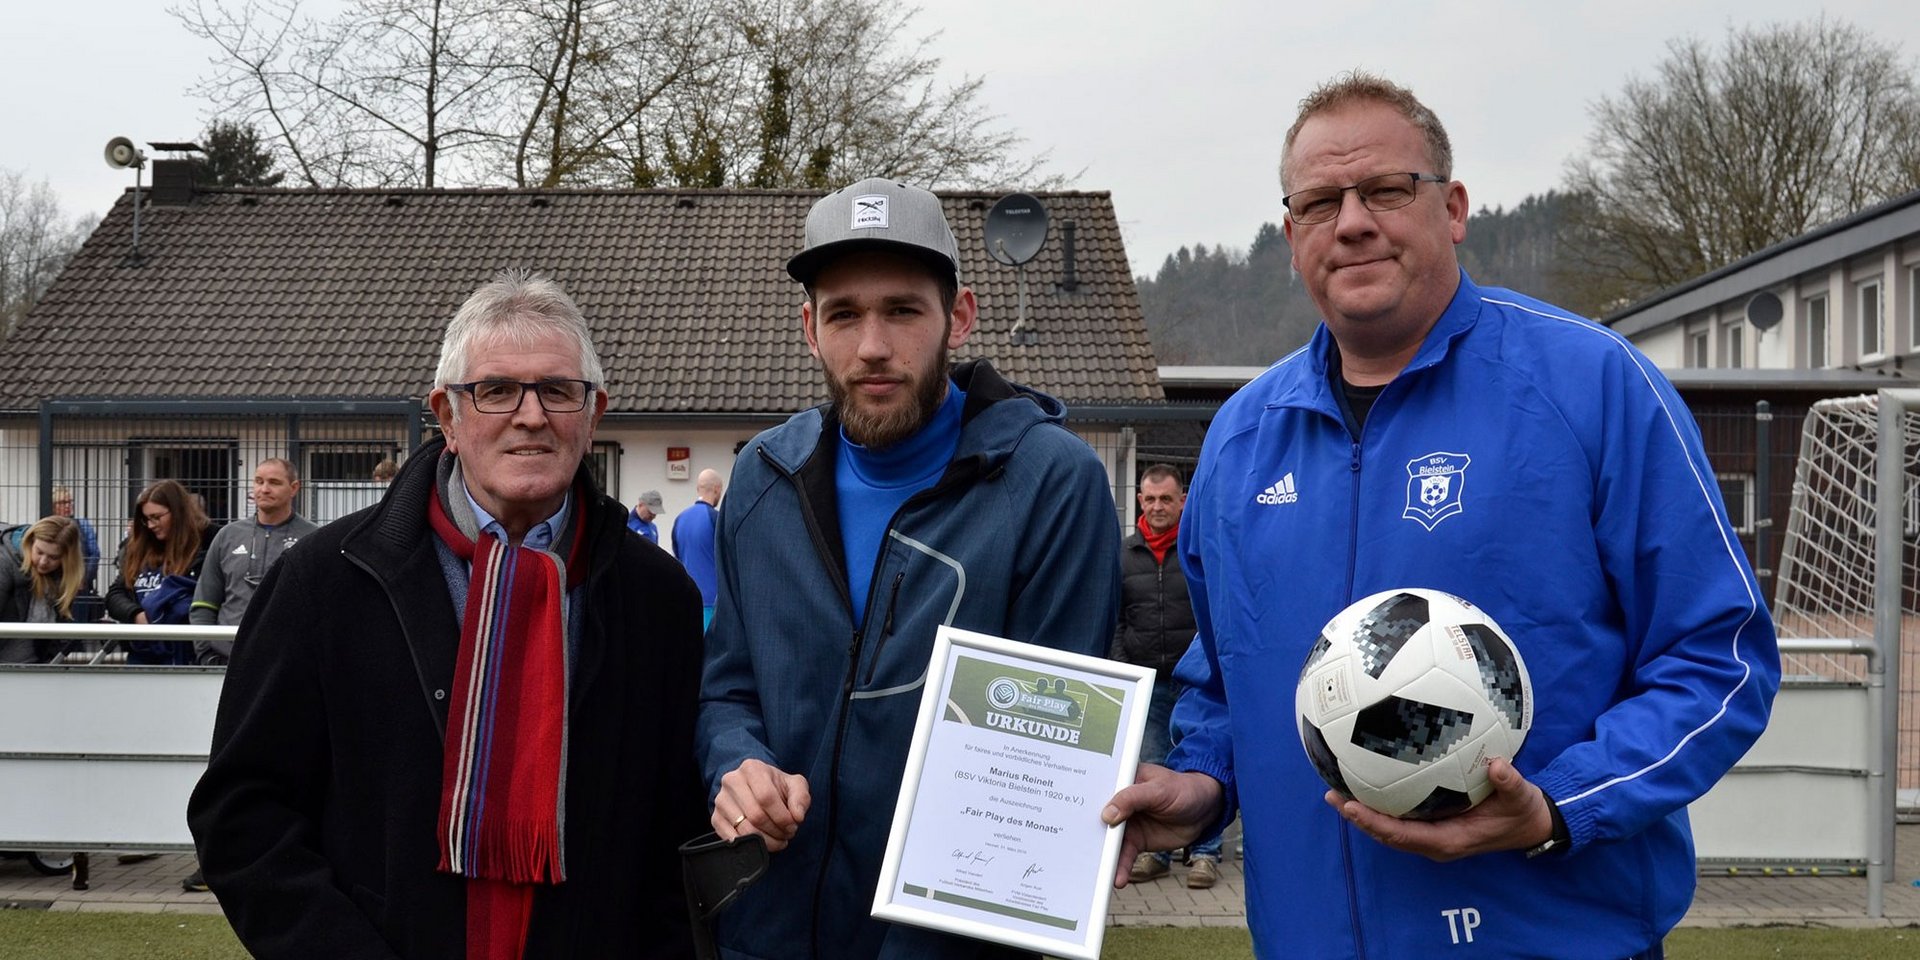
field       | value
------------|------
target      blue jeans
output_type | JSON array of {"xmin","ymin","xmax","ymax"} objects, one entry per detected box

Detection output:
[{"xmin": 1143, "ymin": 678, "xmax": 1223, "ymax": 863}]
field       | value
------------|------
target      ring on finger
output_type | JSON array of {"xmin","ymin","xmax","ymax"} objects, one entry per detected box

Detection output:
[{"xmin": 731, "ymin": 813, "xmax": 746, "ymax": 827}]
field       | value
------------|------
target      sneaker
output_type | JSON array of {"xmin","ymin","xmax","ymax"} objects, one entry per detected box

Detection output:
[
  {"xmin": 1128, "ymin": 852, "xmax": 1170, "ymax": 882},
  {"xmin": 182, "ymin": 870, "xmax": 209, "ymax": 893},
  {"xmin": 1187, "ymin": 857, "xmax": 1221, "ymax": 889}
]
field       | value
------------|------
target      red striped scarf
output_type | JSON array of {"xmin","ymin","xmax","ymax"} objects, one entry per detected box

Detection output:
[{"xmin": 427, "ymin": 465, "xmax": 587, "ymax": 960}]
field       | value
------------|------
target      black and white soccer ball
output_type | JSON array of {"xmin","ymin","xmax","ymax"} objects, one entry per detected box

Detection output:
[{"xmin": 1295, "ymin": 588, "xmax": 1532, "ymax": 820}]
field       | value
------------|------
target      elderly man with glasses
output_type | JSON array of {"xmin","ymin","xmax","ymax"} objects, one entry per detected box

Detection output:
[
  {"xmin": 190, "ymin": 270, "xmax": 709, "ymax": 960},
  {"xmin": 1103, "ymin": 72, "xmax": 1778, "ymax": 960}
]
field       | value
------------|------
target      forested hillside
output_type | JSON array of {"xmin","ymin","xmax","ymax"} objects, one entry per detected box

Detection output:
[{"xmin": 1137, "ymin": 192, "xmax": 1585, "ymax": 365}]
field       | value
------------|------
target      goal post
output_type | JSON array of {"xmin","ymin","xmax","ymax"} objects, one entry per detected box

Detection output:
[{"xmin": 1717, "ymin": 388, "xmax": 1917, "ymax": 918}]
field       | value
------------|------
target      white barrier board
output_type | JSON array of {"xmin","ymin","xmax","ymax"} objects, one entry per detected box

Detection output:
[
  {"xmin": 0, "ymin": 665, "xmax": 222, "ymax": 851},
  {"xmin": 1688, "ymin": 679, "xmax": 1870, "ymax": 865}
]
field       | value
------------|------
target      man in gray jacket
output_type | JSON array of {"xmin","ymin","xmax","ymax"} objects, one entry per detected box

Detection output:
[
  {"xmin": 697, "ymin": 177, "xmax": 1121, "ymax": 960},
  {"xmin": 183, "ymin": 456, "xmax": 319, "ymax": 891},
  {"xmin": 189, "ymin": 458, "xmax": 319, "ymax": 664}
]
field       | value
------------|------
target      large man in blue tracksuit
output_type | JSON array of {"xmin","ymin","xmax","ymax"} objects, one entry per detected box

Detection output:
[
  {"xmin": 697, "ymin": 177, "xmax": 1121, "ymax": 960},
  {"xmin": 1104, "ymin": 73, "xmax": 1779, "ymax": 960}
]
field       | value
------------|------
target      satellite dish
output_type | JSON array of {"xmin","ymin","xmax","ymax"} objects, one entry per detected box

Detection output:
[
  {"xmin": 983, "ymin": 193, "xmax": 1050, "ymax": 266},
  {"xmin": 1746, "ymin": 292, "xmax": 1783, "ymax": 332},
  {"xmin": 104, "ymin": 136, "xmax": 145, "ymax": 170}
]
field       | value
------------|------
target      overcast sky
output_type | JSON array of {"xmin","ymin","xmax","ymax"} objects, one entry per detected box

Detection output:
[{"xmin": 6, "ymin": 1, "xmax": 1918, "ymax": 276}]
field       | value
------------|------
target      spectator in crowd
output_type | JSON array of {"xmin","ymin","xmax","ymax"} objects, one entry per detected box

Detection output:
[
  {"xmin": 189, "ymin": 458, "xmax": 320, "ymax": 665},
  {"xmin": 106, "ymin": 479, "xmax": 210, "ymax": 665},
  {"xmin": 50, "ymin": 486, "xmax": 100, "ymax": 588},
  {"xmin": 1102, "ymin": 72, "xmax": 1777, "ymax": 960},
  {"xmin": 697, "ymin": 176, "xmax": 1121, "ymax": 960},
  {"xmin": 672, "ymin": 468, "xmax": 722, "ymax": 627},
  {"xmin": 189, "ymin": 270, "xmax": 707, "ymax": 959},
  {"xmin": 176, "ymin": 459, "xmax": 323, "ymax": 891},
  {"xmin": 0, "ymin": 516, "xmax": 87, "ymax": 662},
  {"xmin": 627, "ymin": 489, "xmax": 663, "ymax": 544},
  {"xmin": 1112, "ymin": 463, "xmax": 1224, "ymax": 889},
  {"xmin": 372, "ymin": 458, "xmax": 398, "ymax": 485}
]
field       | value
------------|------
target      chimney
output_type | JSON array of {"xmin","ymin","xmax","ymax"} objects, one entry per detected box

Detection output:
[
  {"xmin": 151, "ymin": 159, "xmax": 195, "ymax": 205},
  {"xmin": 1058, "ymin": 220, "xmax": 1080, "ymax": 292}
]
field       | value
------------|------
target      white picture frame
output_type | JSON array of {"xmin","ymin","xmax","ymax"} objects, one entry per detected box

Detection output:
[{"xmin": 870, "ymin": 625, "xmax": 1154, "ymax": 959}]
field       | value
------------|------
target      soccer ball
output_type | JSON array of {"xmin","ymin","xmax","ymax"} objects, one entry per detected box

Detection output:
[{"xmin": 1295, "ymin": 588, "xmax": 1532, "ymax": 820}]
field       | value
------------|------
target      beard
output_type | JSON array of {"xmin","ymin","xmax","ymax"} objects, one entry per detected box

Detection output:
[{"xmin": 825, "ymin": 345, "xmax": 952, "ymax": 450}]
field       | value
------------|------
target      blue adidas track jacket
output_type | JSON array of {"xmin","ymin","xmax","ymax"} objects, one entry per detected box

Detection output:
[{"xmin": 1167, "ymin": 271, "xmax": 1779, "ymax": 959}]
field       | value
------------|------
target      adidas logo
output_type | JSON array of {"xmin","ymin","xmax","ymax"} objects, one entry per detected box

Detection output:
[
  {"xmin": 231, "ymin": 544, "xmax": 250, "ymax": 555},
  {"xmin": 1256, "ymin": 473, "xmax": 1299, "ymax": 505}
]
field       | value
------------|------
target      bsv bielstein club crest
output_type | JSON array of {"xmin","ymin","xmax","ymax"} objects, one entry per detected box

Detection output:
[{"xmin": 1403, "ymin": 452, "xmax": 1471, "ymax": 531}]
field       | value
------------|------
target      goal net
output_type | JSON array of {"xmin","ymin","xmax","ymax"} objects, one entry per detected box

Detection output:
[{"xmin": 1769, "ymin": 394, "xmax": 1919, "ymax": 807}]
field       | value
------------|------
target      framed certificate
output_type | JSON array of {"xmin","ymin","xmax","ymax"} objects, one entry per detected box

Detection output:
[{"xmin": 871, "ymin": 625, "xmax": 1154, "ymax": 959}]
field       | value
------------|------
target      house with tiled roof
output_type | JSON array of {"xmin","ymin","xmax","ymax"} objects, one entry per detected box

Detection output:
[{"xmin": 0, "ymin": 182, "xmax": 1159, "ymax": 558}]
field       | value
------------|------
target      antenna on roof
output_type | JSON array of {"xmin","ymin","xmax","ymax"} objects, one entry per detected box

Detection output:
[
  {"xmin": 1746, "ymin": 292, "xmax": 1783, "ymax": 336},
  {"xmin": 104, "ymin": 136, "xmax": 148, "ymax": 262},
  {"xmin": 983, "ymin": 193, "xmax": 1050, "ymax": 345}
]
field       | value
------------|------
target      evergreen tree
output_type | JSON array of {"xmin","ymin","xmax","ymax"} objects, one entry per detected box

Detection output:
[{"xmin": 192, "ymin": 120, "xmax": 285, "ymax": 188}]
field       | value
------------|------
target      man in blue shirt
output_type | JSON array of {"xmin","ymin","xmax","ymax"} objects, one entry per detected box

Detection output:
[
  {"xmin": 627, "ymin": 489, "xmax": 663, "ymax": 543},
  {"xmin": 1102, "ymin": 72, "xmax": 1777, "ymax": 960},
  {"xmin": 696, "ymin": 178, "xmax": 1120, "ymax": 960},
  {"xmin": 672, "ymin": 470, "xmax": 722, "ymax": 626}
]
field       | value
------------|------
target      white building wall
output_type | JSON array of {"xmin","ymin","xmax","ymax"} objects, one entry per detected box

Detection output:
[
  {"xmin": 1636, "ymin": 326, "xmax": 1687, "ymax": 368},
  {"xmin": 0, "ymin": 421, "xmax": 41, "ymax": 524},
  {"xmin": 1754, "ymin": 285, "xmax": 1795, "ymax": 370},
  {"xmin": 601, "ymin": 425, "xmax": 766, "ymax": 535}
]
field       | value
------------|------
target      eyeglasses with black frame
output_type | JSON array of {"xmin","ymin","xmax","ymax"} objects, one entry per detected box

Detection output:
[
  {"xmin": 447, "ymin": 378, "xmax": 597, "ymax": 414},
  {"xmin": 1283, "ymin": 172, "xmax": 1447, "ymax": 225}
]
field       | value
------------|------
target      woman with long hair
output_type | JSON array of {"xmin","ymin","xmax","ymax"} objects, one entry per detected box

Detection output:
[
  {"xmin": 106, "ymin": 480, "xmax": 211, "ymax": 664},
  {"xmin": 0, "ymin": 515, "xmax": 86, "ymax": 663}
]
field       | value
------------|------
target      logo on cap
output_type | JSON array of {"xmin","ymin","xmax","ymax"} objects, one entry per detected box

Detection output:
[{"xmin": 852, "ymin": 195, "xmax": 888, "ymax": 230}]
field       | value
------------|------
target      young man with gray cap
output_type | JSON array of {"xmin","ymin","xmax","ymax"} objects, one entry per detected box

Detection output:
[
  {"xmin": 696, "ymin": 177, "xmax": 1121, "ymax": 960},
  {"xmin": 627, "ymin": 489, "xmax": 663, "ymax": 543}
]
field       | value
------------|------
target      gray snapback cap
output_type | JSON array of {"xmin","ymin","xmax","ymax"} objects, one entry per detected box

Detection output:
[
  {"xmin": 786, "ymin": 177, "xmax": 960, "ymax": 285},
  {"xmin": 637, "ymin": 490, "xmax": 663, "ymax": 509}
]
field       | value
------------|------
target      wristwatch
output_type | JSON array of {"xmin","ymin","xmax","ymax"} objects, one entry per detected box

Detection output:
[{"xmin": 1524, "ymin": 791, "xmax": 1570, "ymax": 859}]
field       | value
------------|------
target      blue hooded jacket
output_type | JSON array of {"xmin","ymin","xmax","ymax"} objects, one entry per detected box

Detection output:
[
  {"xmin": 697, "ymin": 359, "xmax": 1121, "ymax": 960},
  {"xmin": 1168, "ymin": 272, "xmax": 1779, "ymax": 959}
]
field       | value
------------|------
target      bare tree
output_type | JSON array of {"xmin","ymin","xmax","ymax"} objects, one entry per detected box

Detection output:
[
  {"xmin": 641, "ymin": 0, "xmax": 1052, "ymax": 189},
  {"xmin": 177, "ymin": 0, "xmax": 517, "ymax": 187},
  {"xmin": 1561, "ymin": 17, "xmax": 1920, "ymax": 310},
  {"xmin": 497, "ymin": 0, "xmax": 730, "ymax": 188},
  {"xmin": 0, "ymin": 170, "xmax": 94, "ymax": 340},
  {"xmin": 172, "ymin": 0, "xmax": 1054, "ymax": 191}
]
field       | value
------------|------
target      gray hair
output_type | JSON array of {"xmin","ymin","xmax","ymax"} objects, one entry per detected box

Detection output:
[
  {"xmin": 256, "ymin": 457, "xmax": 300, "ymax": 482},
  {"xmin": 1280, "ymin": 71, "xmax": 1454, "ymax": 192},
  {"xmin": 433, "ymin": 269, "xmax": 605, "ymax": 389}
]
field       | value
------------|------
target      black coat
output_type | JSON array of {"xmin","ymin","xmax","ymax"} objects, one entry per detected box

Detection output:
[
  {"xmin": 188, "ymin": 439, "xmax": 708, "ymax": 959},
  {"xmin": 1111, "ymin": 529, "xmax": 1197, "ymax": 674}
]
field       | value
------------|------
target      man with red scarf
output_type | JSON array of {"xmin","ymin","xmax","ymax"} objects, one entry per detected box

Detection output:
[
  {"xmin": 1111, "ymin": 463, "xmax": 1223, "ymax": 889},
  {"xmin": 190, "ymin": 271, "xmax": 708, "ymax": 959}
]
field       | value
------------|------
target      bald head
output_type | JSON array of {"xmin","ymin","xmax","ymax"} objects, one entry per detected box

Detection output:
[{"xmin": 697, "ymin": 469, "xmax": 724, "ymax": 505}]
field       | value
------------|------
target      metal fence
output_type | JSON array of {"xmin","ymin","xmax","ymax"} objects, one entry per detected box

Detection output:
[
  {"xmin": 0, "ymin": 400, "xmax": 425, "ymax": 603},
  {"xmin": 4, "ymin": 396, "xmax": 1909, "ymax": 809}
]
